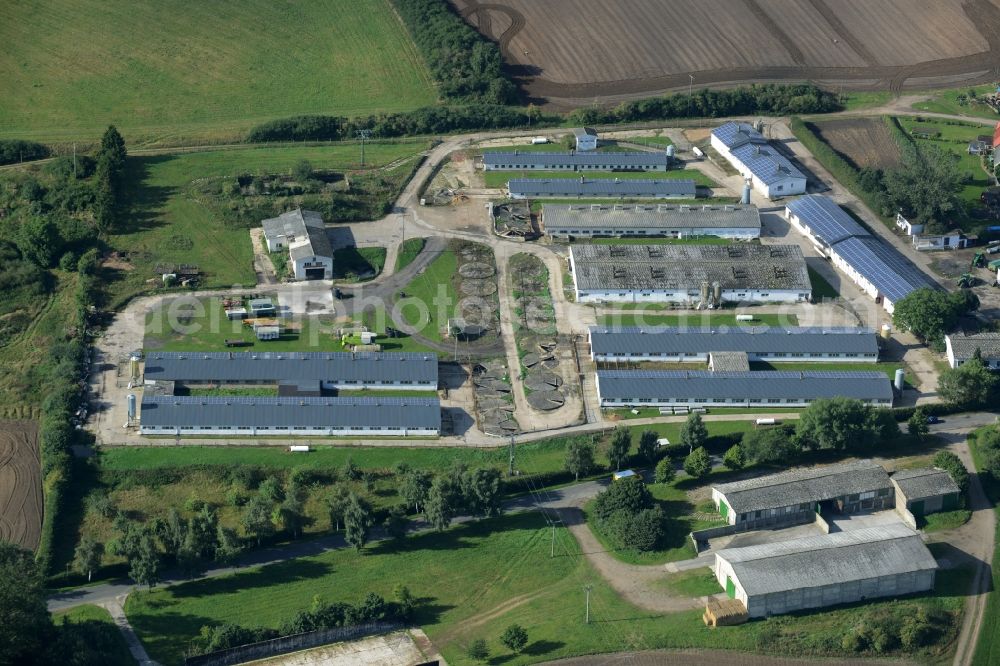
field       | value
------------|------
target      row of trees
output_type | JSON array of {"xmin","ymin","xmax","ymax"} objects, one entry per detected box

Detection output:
[
  {"xmin": 389, "ymin": 0, "xmax": 517, "ymax": 104},
  {"xmin": 0, "ymin": 138, "xmax": 49, "ymax": 165}
]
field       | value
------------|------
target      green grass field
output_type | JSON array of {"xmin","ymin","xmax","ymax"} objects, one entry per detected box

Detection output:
[
  {"xmin": 124, "ymin": 510, "xmax": 970, "ymax": 666},
  {"xmin": 332, "ymin": 247, "xmax": 386, "ymax": 281},
  {"xmin": 109, "ymin": 141, "xmax": 425, "ymax": 306},
  {"xmin": 0, "ymin": 0, "xmax": 436, "ymax": 145},
  {"xmin": 911, "ymin": 85, "xmax": 1000, "ymax": 121},
  {"xmin": 596, "ymin": 312, "xmax": 800, "ymax": 328},
  {"xmin": 484, "ymin": 169, "xmax": 717, "ymax": 189},
  {"xmin": 53, "ymin": 604, "xmax": 135, "ymax": 666},
  {"xmin": 397, "ymin": 248, "xmax": 461, "ymax": 342},
  {"xmin": 395, "ymin": 237, "xmax": 427, "ymax": 272}
]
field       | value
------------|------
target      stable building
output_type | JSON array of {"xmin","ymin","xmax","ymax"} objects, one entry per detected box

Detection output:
[
  {"xmin": 891, "ymin": 468, "xmax": 962, "ymax": 518},
  {"xmin": 261, "ymin": 209, "xmax": 334, "ymax": 280},
  {"xmin": 573, "ymin": 127, "xmax": 598, "ymax": 151},
  {"xmin": 483, "ymin": 151, "xmax": 669, "ymax": 172},
  {"xmin": 713, "ymin": 524, "xmax": 937, "ymax": 618},
  {"xmin": 541, "ymin": 203, "xmax": 761, "ymax": 239},
  {"xmin": 588, "ymin": 326, "xmax": 879, "ymax": 363},
  {"xmin": 710, "ymin": 122, "xmax": 807, "ymax": 199},
  {"xmin": 139, "ymin": 395, "xmax": 441, "ymax": 437},
  {"xmin": 596, "ymin": 370, "xmax": 893, "ymax": 409},
  {"xmin": 710, "ymin": 461, "xmax": 894, "ymax": 532},
  {"xmin": 786, "ymin": 195, "xmax": 938, "ymax": 314},
  {"xmin": 507, "ymin": 178, "xmax": 696, "ymax": 200},
  {"xmin": 945, "ymin": 332, "xmax": 1000, "ymax": 369},
  {"xmin": 142, "ymin": 351, "xmax": 438, "ymax": 391},
  {"xmin": 569, "ymin": 244, "xmax": 811, "ymax": 304}
]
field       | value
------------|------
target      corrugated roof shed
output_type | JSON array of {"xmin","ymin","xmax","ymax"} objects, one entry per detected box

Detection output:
[
  {"xmin": 947, "ymin": 332, "xmax": 1000, "ymax": 361},
  {"xmin": 589, "ymin": 326, "xmax": 878, "ymax": 356},
  {"xmin": 891, "ymin": 468, "xmax": 961, "ymax": 500},
  {"xmin": 140, "ymin": 395, "xmax": 441, "ymax": 430},
  {"xmin": 262, "ymin": 209, "xmax": 333, "ymax": 260},
  {"xmin": 571, "ymin": 244, "xmax": 809, "ymax": 292},
  {"xmin": 713, "ymin": 461, "xmax": 891, "ymax": 514},
  {"xmin": 484, "ymin": 152, "xmax": 668, "ymax": 169},
  {"xmin": 598, "ymin": 370, "xmax": 892, "ymax": 405},
  {"xmin": 785, "ymin": 195, "xmax": 871, "ymax": 245},
  {"xmin": 709, "ymin": 351, "xmax": 750, "ymax": 372},
  {"xmin": 832, "ymin": 236, "xmax": 938, "ymax": 303},
  {"xmin": 716, "ymin": 523, "xmax": 937, "ymax": 596},
  {"xmin": 143, "ymin": 351, "xmax": 438, "ymax": 384},
  {"xmin": 508, "ymin": 178, "xmax": 696, "ymax": 198},
  {"xmin": 542, "ymin": 203, "xmax": 761, "ymax": 231}
]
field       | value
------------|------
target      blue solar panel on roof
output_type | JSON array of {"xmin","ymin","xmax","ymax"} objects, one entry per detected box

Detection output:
[
  {"xmin": 832, "ymin": 237, "xmax": 937, "ymax": 303},
  {"xmin": 786, "ymin": 195, "xmax": 870, "ymax": 245}
]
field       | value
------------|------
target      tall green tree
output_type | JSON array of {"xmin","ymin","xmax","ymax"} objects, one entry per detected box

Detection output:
[
  {"xmin": 15, "ymin": 215, "xmax": 61, "ymax": 267},
  {"xmin": 242, "ymin": 495, "xmax": 275, "ymax": 546},
  {"xmin": 425, "ymin": 475, "xmax": 461, "ymax": 531},
  {"xmin": 607, "ymin": 425, "xmax": 631, "ymax": 471},
  {"xmin": 683, "ymin": 447, "xmax": 712, "ymax": 478},
  {"xmin": 938, "ymin": 358, "xmax": 997, "ymax": 408},
  {"xmin": 638, "ymin": 430, "xmax": 659, "ymax": 464},
  {"xmin": 795, "ymin": 397, "xmax": 880, "ymax": 451},
  {"xmin": 892, "ymin": 288, "xmax": 974, "ymax": 350},
  {"xmin": 565, "ymin": 439, "xmax": 595, "ymax": 481},
  {"xmin": 0, "ymin": 542, "xmax": 56, "ymax": 664},
  {"xmin": 741, "ymin": 426, "xmax": 800, "ymax": 464},
  {"xmin": 680, "ymin": 413, "xmax": 708, "ymax": 454},
  {"xmin": 343, "ymin": 492, "xmax": 372, "ymax": 550},
  {"xmin": 654, "ymin": 457, "xmax": 676, "ymax": 484},
  {"xmin": 399, "ymin": 468, "xmax": 433, "ymax": 513},
  {"xmin": 880, "ymin": 145, "xmax": 963, "ymax": 234},
  {"xmin": 384, "ymin": 505, "xmax": 408, "ymax": 540},
  {"xmin": 97, "ymin": 125, "xmax": 127, "ymax": 174},
  {"xmin": 327, "ymin": 485, "xmax": 350, "ymax": 530},
  {"xmin": 128, "ymin": 529, "xmax": 161, "ymax": 589},
  {"xmin": 500, "ymin": 624, "xmax": 529, "ymax": 653},
  {"xmin": 73, "ymin": 536, "xmax": 104, "ymax": 582},
  {"xmin": 908, "ymin": 408, "xmax": 930, "ymax": 439},
  {"xmin": 464, "ymin": 468, "xmax": 503, "ymax": 518}
]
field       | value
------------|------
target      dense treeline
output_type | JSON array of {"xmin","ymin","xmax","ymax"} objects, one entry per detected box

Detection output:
[
  {"xmin": 247, "ymin": 104, "xmax": 556, "ymax": 142},
  {"xmin": 0, "ymin": 139, "xmax": 50, "ymax": 165},
  {"xmin": 570, "ymin": 84, "xmax": 841, "ymax": 125},
  {"xmin": 389, "ymin": 0, "xmax": 517, "ymax": 104},
  {"xmin": 247, "ymin": 84, "xmax": 840, "ymax": 144}
]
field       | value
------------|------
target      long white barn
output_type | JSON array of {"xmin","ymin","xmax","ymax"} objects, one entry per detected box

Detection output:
[
  {"xmin": 542, "ymin": 204, "xmax": 761, "ymax": 239},
  {"xmin": 711, "ymin": 123, "xmax": 807, "ymax": 199}
]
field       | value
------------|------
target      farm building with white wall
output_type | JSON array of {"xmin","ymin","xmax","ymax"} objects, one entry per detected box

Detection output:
[
  {"xmin": 786, "ymin": 196, "xmax": 938, "ymax": 314},
  {"xmin": 713, "ymin": 524, "xmax": 936, "ymax": 618},
  {"xmin": 483, "ymin": 151, "xmax": 669, "ymax": 172},
  {"xmin": 541, "ymin": 203, "xmax": 761, "ymax": 239},
  {"xmin": 261, "ymin": 209, "xmax": 334, "ymax": 280},
  {"xmin": 568, "ymin": 244, "xmax": 810, "ymax": 304},
  {"xmin": 573, "ymin": 127, "xmax": 598, "ymax": 151},
  {"xmin": 142, "ymin": 351, "xmax": 439, "ymax": 391},
  {"xmin": 596, "ymin": 370, "xmax": 893, "ymax": 409},
  {"xmin": 588, "ymin": 326, "xmax": 878, "ymax": 363},
  {"xmin": 945, "ymin": 332, "xmax": 1000, "ymax": 369},
  {"xmin": 507, "ymin": 178, "xmax": 696, "ymax": 200},
  {"xmin": 710, "ymin": 461, "xmax": 894, "ymax": 531},
  {"xmin": 139, "ymin": 396, "xmax": 441, "ymax": 437},
  {"xmin": 710, "ymin": 122, "xmax": 807, "ymax": 199}
]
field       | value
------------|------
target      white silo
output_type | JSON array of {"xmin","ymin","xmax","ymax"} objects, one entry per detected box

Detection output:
[
  {"xmin": 666, "ymin": 144, "xmax": 676, "ymax": 160},
  {"xmin": 894, "ymin": 369, "xmax": 905, "ymax": 392},
  {"xmin": 712, "ymin": 281, "xmax": 722, "ymax": 305},
  {"xmin": 127, "ymin": 393, "xmax": 137, "ymax": 425},
  {"xmin": 741, "ymin": 178, "xmax": 752, "ymax": 205}
]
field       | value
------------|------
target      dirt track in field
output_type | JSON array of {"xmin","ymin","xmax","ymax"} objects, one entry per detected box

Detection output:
[
  {"xmin": 454, "ymin": 0, "xmax": 1000, "ymax": 107},
  {"xmin": 0, "ymin": 420, "xmax": 42, "ymax": 550}
]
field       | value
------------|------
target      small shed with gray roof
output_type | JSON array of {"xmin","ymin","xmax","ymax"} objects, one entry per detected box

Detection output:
[
  {"xmin": 891, "ymin": 468, "xmax": 962, "ymax": 517},
  {"xmin": 541, "ymin": 203, "xmax": 761, "ymax": 239},
  {"xmin": 708, "ymin": 351, "xmax": 750, "ymax": 372},
  {"xmin": 713, "ymin": 523, "xmax": 936, "ymax": 617},
  {"xmin": 946, "ymin": 332, "xmax": 1000, "ymax": 370},
  {"xmin": 261, "ymin": 209, "xmax": 334, "ymax": 280},
  {"xmin": 711, "ymin": 461, "xmax": 894, "ymax": 532}
]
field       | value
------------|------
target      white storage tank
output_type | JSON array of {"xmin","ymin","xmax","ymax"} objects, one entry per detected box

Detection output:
[
  {"xmin": 127, "ymin": 393, "xmax": 137, "ymax": 422},
  {"xmin": 894, "ymin": 369, "xmax": 905, "ymax": 392}
]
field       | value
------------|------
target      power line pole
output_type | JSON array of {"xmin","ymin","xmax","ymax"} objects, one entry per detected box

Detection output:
[
  {"xmin": 688, "ymin": 74, "xmax": 694, "ymax": 116},
  {"xmin": 551, "ymin": 522, "xmax": 556, "ymax": 557},
  {"xmin": 508, "ymin": 435, "xmax": 515, "ymax": 476},
  {"xmin": 584, "ymin": 585, "xmax": 592, "ymax": 623},
  {"xmin": 357, "ymin": 129, "xmax": 372, "ymax": 167},
  {"xmin": 73, "ymin": 143, "xmax": 77, "ymax": 178}
]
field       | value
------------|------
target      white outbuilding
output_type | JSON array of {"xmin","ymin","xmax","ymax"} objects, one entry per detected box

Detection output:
[{"xmin": 711, "ymin": 122, "xmax": 806, "ymax": 199}]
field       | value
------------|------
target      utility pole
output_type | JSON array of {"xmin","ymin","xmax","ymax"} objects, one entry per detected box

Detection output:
[
  {"xmin": 508, "ymin": 435, "xmax": 515, "ymax": 476},
  {"xmin": 73, "ymin": 143, "xmax": 77, "ymax": 178},
  {"xmin": 357, "ymin": 129, "xmax": 372, "ymax": 167},
  {"xmin": 688, "ymin": 74, "xmax": 694, "ymax": 116},
  {"xmin": 584, "ymin": 585, "xmax": 593, "ymax": 623}
]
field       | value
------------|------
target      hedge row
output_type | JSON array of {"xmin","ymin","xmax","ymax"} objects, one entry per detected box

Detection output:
[{"xmin": 0, "ymin": 139, "xmax": 49, "ymax": 165}]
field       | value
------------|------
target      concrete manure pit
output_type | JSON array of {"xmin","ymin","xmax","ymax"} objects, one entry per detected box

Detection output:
[
  {"xmin": 473, "ymin": 360, "xmax": 520, "ymax": 436},
  {"xmin": 527, "ymin": 390, "xmax": 566, "ymax": 411},
  {"xmin": 524, "ymin": 371, "xmax": 563, "ymax": 391},
  {"xmin": 458, "ymin": 262, "xmax": 496, "ymax": 279},
  {"xmin": 459, "ymin": 279, "xmax": 498, "ymax": 296}
]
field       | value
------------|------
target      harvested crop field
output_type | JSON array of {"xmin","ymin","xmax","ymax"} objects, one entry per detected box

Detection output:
[
  {"xmin": 810, "ymin": 118, "xmax": 903, "ymax": 170},
  {"xmin": 456, "ymin": 0, "xmax": 1000, "ymax": 103},
  {"xmin": 0, "ymin": 420, "xmax": 42, "ymax": 550}
]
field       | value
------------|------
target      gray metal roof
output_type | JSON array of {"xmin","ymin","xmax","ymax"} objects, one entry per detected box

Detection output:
[
  {"xmin": 947, "ymin": 332, "xmax": 1000, "ymax": 361},
  {"xmin": 140, "ymin": 395, "xmax": 441, "ymax": 430},
  {"xmin": 508, "ymin": 178, "xmax": 696, "ymax": 198},
  {"xmin": 542, "ymin": 203, "xmax": 761, "ymax": 232},
  {"xmin": 484, "ymin": 152, "xmax": 668, "ymax": 169},
  {"xmin": 709, "ymin": 351, "xmax": 750, "ymax": 372},
  {"xmin": 713, "ymin": 461, "xmax": 892, "ymax": 514},
  {"xmin": 143, "ymin": 351, "xmax": 438, "ymax": 384},
  {"xmin": 712, "ymin": 122, "xmax": 769, "ymax": 150},
  {"xmin": 891, "ymin": 467, "xmax": 961, "ymax": 501},
  {"xmin": 571, "ymin": 244, "xmax": 810, "ymax": 292},
  {"xmin": 573, "ymin": 127, "xmax": 598, "ymax": 138},
  {"xmin": 713, "ymin": 122, "xmax": 805, "ymax": 185},
  {"xmin": 785, "ymin": 195, "xmax": 871, "ymax": 245},
  {"xmin": 716, "ymin": 524, "xmax": 937, "ymax": 596},
  {"xmin": 832, "ymin": 236, "xmax": 938, "ymax": 303},
  {"xmin": 598, "ymin": 370, "xmax": 893, "ymax": 404},
  {"xmin": 261, "ymin": 209, "xmax": 333, "ymax": 260},
  {"xmin": 589, "ymin": 326, "xmax": 879, "ymax": 356}
]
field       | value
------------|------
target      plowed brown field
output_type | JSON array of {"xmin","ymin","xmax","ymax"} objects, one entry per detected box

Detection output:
[
  {"xmin": 0, "ymin": 420, "xmax": 42, "ymax": 550},
  {"xmin": 455, "ymin": 0, "xmax": 1000, "ymax": 105},
  {"xmin": 811, "ymin": 118, "xmax": 904, "ymax": 170}
]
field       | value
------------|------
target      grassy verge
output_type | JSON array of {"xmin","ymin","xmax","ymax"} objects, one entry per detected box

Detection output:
[
  {"xmin": 912, "ymin": 85, "xmax": 1000, "ymax": 120},
  {"xmin": 919, "ymin": 509, "xmax": 972, "ymax": 533},
  {"xmin": 395, "ymin": 237, "xmax": 427, "ymax": 272},
  {"xmin": 483, "ymin": 168, "xmax": 717, "ymax": 189},
  {"xmin": 969, "ymin": 425, "xmax": 1000, "ymax": 666},
  {"xmin": 659, "ymin": 569, "xmax": 720, "ymax": 597},
  {"xmin": 124, "ymin": 509, "xmax": 971, "ymax": 666},
  {"xmin": 596, "ymin": 312, "xmax": 799, "ymax": 327},
  {"xmin": 748, "ymin": 361, "xmax": 907, "ymax": 383},
  {"xmin": 396, "ymin": 248, "xmax": 458, "ymax": 342},
  {"xmin": 53, "ymin": 604, "xmax": 135, "ymax": 666},
  {"xmin": 332, "ymin": 247, "xmax": 386, "ymax": 281}
]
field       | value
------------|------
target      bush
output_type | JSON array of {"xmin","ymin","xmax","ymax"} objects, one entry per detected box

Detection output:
[
  {"xmin": 467, "ymin": 638, "xmax": 489, "ymax": 662},
  {"xmin": 612, "ymin": 506, "xmax": 665, "ymax": 551},
  {"xmin": 722, "ymin": 444, "xmax": 745, "ymax": 470},
  {"xmin": 683, "ymin": 447, "xmax": 711, "ymax": 478},
  {"xmin": 592, "ymin": 475, "xmax": 652, "ymax": 522},
  {"xmin": 0, "ymin": 139, "xmax": 49, "ymax": 165},
  {"xmin": 932, "ymin": 451, "xmax": 969, "ymax": 495},
  {"xmin": 654, "ymin": 457, "xmax": 676, "ymax": 484},
  {"xmin": 741, "ymin": 425, "xmax": 799, "ymax": 464}
]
